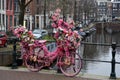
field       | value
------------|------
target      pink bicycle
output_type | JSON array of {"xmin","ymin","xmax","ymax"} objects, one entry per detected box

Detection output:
[
  {"xmin": 13, "ymin": 26, "xmax": 82, "ymax": 77},
  {"xmin": 13, "ymin": 8, "xmax": 82, "ymax": 77},
  {"xmin": 26, "ymin": 40, "xmax": 82, "ymax": 76}
]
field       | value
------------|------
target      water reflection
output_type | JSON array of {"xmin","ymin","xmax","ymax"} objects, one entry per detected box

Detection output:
[{"xmin": 81, "ymin": 26, "xmax": 120, "ymax": 77}]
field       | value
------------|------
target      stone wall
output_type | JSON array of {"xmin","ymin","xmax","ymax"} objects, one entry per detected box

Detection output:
[{"xmin": 0, "ymin": 51, "xmax": 13, "ymax": 66}]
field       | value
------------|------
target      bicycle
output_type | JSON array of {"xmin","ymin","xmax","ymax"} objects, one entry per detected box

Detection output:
[
  {"xmin": 13, "ymin": 26, "xmax": 82, "ymax": 77},
  {"xmin": 13, "ymin": 8, "xmax": 82, "ymax": 77}
]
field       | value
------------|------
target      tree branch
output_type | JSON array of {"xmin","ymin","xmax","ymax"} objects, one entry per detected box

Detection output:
[{"xmin": 25, "ymin": 0, "xmax": 33, "ymax": 7}]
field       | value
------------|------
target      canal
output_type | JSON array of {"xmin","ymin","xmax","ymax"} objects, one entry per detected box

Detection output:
[{"xmin": 80, "ymin": 26, "xmax": 120, "ymax": 78}]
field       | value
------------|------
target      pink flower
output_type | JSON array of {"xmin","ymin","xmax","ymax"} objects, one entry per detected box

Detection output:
[
  {"xmin": 63, "ymin": 22, "xmax": 69, "ymax": 29},
  {"xmin": 51, "ymin": 15, "xmax": 57, "ymax": 21},
  {"xmin": 58, "ymin": 19, "xmax": 63, "ymax": 26},
  {"xmin": 69, "ymin": 24, "xmax": 74, "ymax": 29},
  {"xmin": 54, "ymin": 12, "xmax": 60, "ymax": 17},
  {"xmin": 16, "ymin": 34, "xmax": 21, "ymax": 38},
  {"xmin": 54, "ymin": 32, "xmax": 59, "ymax": 39},
  {"xmin": 52, "ymin": 23, "xmax": 57, "ymax": 28},
  {"xmin": 28, "ymin": 31, "xmax": 32, "ymax": 34},
  {"xmin": 13, "ymin": 26, "xmax": 26, "ymax": 38},
  {"xmin": 28, "ymin": 31, "xmax": 33, "ymax": 35},
  {"xmin": 67, "ymin": 19, "xmax": 75, "ymax": 28},
  {"xmin": 55, "ymin": 8, "xmax": 61, "ymax": 13}
]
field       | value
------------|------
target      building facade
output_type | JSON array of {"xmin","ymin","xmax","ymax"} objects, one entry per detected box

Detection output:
[
  {"xmin": 96, "ymin": 0, "xmax": 108, "ymax": 21},
  {"xmin": 112, "ymin": 0, "xmax": 120, "ymax": 19},
  {"xmin": 6, "ymin": 0, "xmax": 14, "ymax": 31},
  {"xmin": 96, "ymin": 0, "xmax": 120, "ymax": 21},
  {"xmin": 14, "ymin": 0, "xmax": 20, "ymax": 28},
  {"xmin": 0, "ymin": 0, "xmax": 6, "ymax": 31},
  {"xmin": 29, "ymin": 0, "xmax": 50, "ymax": 29}
]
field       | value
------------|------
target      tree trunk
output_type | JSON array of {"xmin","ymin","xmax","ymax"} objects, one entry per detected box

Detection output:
[
  {"xmin": 18, "ymin": 0, "xmax": 33, "ymax": 26},
  {"xmin": 19, "ymin": 10, "xmax": 25, "ymax": 25}
]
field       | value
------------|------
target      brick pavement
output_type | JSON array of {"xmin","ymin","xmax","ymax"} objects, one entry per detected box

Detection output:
[
  {"xmin": 0, "ymin": 66, "xmax": 118, "ymax": 80},
  {"xmin": 0, "ymin": 69, "xmax": 100, "ymax": 80}
]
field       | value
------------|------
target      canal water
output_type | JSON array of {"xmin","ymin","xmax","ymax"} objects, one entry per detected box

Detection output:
[{"xmin": 80, "ymin": 27, "xmax": 120, "ymax": 78}]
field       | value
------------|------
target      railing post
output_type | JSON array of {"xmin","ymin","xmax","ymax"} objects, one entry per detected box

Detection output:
[
  {"xmin": 110, "ymin": 42, "xmax": 116, "ymax": 79},
  {"xmin": 11, "ymin": 37, "xmax": 18, "ymax": 69}
]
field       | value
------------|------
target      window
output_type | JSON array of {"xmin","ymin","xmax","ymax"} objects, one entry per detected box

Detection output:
[
  {"xmin": 10, "ymin": 0, "xmax": 13, "ymax": 10},
  {"xmin": 2, "ymin": 15, "xmax": 4, "ymax": 25},
  {"xmin": 10, "ymin": 15, "xmax": 13, "ymax": 26},
  {"xmin": 0, "ymin": 0, "xmax": 1, "ymax": 9},
  {"xmin": 6, "ymin": 1, "xmax": 9, "ymax": 10},
  {"xmin": 2, "ymin": 0, "xmax": 4, "ymax": 10},
  {"xmin": 36, "ymin": 7, "xmax": 39, "ymax": 14}
]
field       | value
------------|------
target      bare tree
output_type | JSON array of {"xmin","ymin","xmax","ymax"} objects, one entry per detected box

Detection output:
[
  {"xmin": 18, "ymin": 0, "xmax": 33, "ymax": 25},
  {"xmin": 78, "ymin": 0, "xmax": 97, "ymax": 24}
]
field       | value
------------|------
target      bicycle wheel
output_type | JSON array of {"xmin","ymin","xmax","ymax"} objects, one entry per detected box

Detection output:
[
  {"xmin": 25, "ymin": 47, "xmax": 45, "ymax": 72},
  {"xmin": 59, "ymin": 52, "xmax": 82, "ymax": 77}
]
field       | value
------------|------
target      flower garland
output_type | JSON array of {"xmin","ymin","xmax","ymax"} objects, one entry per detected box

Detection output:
[
  {"xmin": 51, "ymin": 8, "xmax": 82, "ymax": 49},
  {"xmin": 13, "ymin": 26, "xmax": 34, "ymax": 44}
]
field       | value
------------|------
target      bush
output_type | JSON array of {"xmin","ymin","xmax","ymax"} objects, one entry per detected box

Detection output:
[{"xmin": 42, "ymin": 34, "xmax": 55, "ymax": 41}]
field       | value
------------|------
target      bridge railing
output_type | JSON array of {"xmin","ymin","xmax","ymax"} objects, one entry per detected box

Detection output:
[{"xmin": 80, "ymin": 41, "xmax": 120, "ymax": 79}]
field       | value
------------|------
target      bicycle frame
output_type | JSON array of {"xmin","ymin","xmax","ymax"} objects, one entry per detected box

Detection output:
[
  {"xmin": 32, "ymin": 40, "xmax": 71, "ymax": 66},
  {"xmin": 20, "ymin": 38, "xmax": 75, "ymax": 67}
]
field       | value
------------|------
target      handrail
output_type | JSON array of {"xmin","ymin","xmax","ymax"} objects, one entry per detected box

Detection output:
[
  {"xmin": 81, "ymin": 41, "xmax": 120, "ymax": 47},
  {"xmin": 80, "ymin": 41, "xmax": 120, "ymax": 79}
]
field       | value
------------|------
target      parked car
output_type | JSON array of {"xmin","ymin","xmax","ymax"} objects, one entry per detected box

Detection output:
[
  {"xmin": 0, "ymin": 32, "xmax": 8, "ymax": 47},
  {"xmin": 32, "ymin": 29, "xmax": 48, "ymax": 39}
]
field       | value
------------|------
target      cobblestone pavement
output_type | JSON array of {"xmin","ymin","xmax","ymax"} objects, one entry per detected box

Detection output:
[
  {"xmin": 0, "ymin": 69, "xmax": 100, "ymax": 80},
  {"xmin": 0, "ymin": 66, "xmax": 118, "ymax": 80}
]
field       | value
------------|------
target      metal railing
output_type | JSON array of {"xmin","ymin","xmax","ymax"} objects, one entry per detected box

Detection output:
[{"xmin": 81, "ymin": 41, "xmax": 120, "ymax": 79}]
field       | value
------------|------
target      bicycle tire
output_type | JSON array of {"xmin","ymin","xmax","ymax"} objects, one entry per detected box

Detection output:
[
  {"xmin": 59, "ymin": 52, "xmax": 82, "ymax": 77},
  {"xmin": 25, "ymin": 47, "xmax": 45, "ymax": 72}
]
